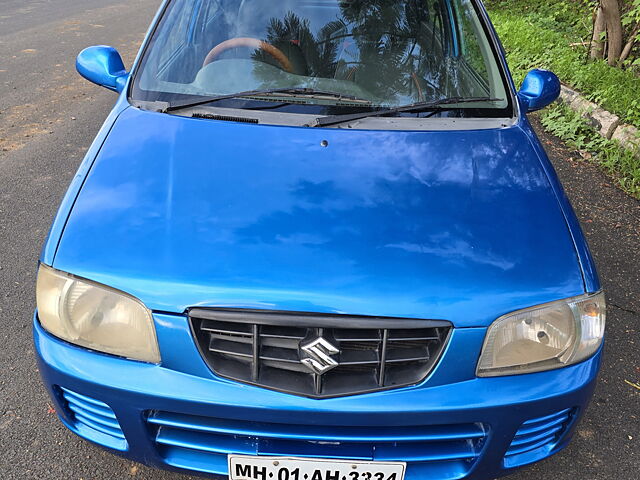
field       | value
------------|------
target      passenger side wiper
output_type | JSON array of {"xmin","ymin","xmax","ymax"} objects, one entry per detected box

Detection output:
[
  {"xmin": 162, "ymin": 88, "xmax": 372, "ymax": 113},
  {"xmin": 308, "ymin": 97, "xmax": 502, "ymax": 128}
]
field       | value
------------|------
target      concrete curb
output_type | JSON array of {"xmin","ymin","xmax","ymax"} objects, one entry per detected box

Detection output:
[{"xmin": 558, "ymin": 85, "xmax": 639, "ymax": 155}]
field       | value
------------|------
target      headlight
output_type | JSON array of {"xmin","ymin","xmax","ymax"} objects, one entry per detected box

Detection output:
[
  {"xmin": 36, "ymin": 264, "xmax": 160, "ymax": 363},
  {"xmin": 477, "ymin": 292, "xmax": 605, "ymax": 377}
]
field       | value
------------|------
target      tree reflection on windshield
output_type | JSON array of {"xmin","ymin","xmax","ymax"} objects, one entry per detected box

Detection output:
[
  {"xmin": 134, "ymin": 0, "xmax": 507, "ymax": 111},
  {"xmin": 251, "ymin": 0, "xmax": 476, "ymax": 105}
]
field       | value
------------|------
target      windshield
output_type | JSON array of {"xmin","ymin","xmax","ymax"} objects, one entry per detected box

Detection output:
[{"xmin": 132, "ymin": 0, "xmax": 511, "ymax": 117}]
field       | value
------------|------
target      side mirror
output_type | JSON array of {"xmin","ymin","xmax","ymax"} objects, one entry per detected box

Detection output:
[
  {"xmin": 517, "ymin": 69, "xmax": 560, "ymax": 113},
  {"xmin": 76, "ymin": 46, "xmax": 129, "ymax": 93}
]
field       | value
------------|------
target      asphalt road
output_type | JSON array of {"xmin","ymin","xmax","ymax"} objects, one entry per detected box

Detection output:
[{"xmin": 0, "ymin": 1, "xmax": 638, "ymax": 479}]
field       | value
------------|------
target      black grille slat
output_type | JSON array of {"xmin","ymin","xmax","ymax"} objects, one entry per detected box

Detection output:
[
  {"xmin": 191, "ymin": 309, "xmax": 451, "ymax": 398},
  {"xmin": 338, "ymin": 348, "xmax": 379, "ymax": 364},
  {"xmin": 388, "ymin": 328, "xmax": 440, "ymax": 339},
  {"xmin": 338, "ymin": 360, "xmax": 379, "ymax": 366},
  {"xmin": 261, "ymin": 325, "xmax": 307, "ymax": 339},
  {"xmin": 261, "ymin": 359, "xmax": 311, "ymax": 373},
  {"xmin": 386, "ymin": 356, "xmax": 430, "ymax": 364},
  {"xmin": 333, "ymin": 329, "xmax": 382, "ymax": 342},
  {"xmin": 201, "ymin": 319, "xmax": 253, "ymax": 335},
  {"xmin": 386, "ymin": 345, "xmax": 430, "ymax": 360},
  {"xmin": 388, "ymin": 335, "xmax": 441, "ymax": 341},
  {"xmin": 260, "ymin": 333, "xmax": 306, "ymax": 340},
  {"xmin": 260, "ymin": 346, "xmax": 300, "ymax": 363},
  {"xmin": 208, "ymin": 338, "xmax": 253, "ymax": 358},
  {"xmin": 209, "ymin": 348, "xmax": 253, "ymax": 359},
  {"xmin": 260, "ymin": 336, "xmax": 302, "ymax": 349},
  {"xmin": 209, "ymin": 332, "xmax": 253, "ymax": 344}
]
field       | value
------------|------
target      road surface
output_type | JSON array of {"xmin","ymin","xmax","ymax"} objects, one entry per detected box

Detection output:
[{"xmin": 0, "ymin": 1, "xmax": 638, "ymax": 479}]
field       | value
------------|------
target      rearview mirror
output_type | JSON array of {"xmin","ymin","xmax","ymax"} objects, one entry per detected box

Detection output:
[
  {"xmin": 76, "ymin": 46, "xmax": 128, "ymax": 93},
  {"xmin": 517, "ymin": 69, "xmax": 560, "ymax": 113}
]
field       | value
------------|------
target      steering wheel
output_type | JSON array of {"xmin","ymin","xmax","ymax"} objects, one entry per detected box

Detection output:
[{"xmin": 203, "ymin": 37, "xmax": 293, "ymax": 73}]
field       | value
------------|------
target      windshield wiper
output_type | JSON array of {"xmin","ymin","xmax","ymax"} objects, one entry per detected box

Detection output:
[
  {"xmin": 161, "ymin": 87, "xmax": 372, "ymax": 113},
  {"xmin": 308, "ymin": 96, "xmax": 502, "ymax": 128}
]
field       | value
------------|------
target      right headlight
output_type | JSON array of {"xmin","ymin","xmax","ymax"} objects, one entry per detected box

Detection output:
[
  {"xmin": 36, "ymin": 264, "xmax": 160, "ymax": 363},
  {"xmin": 477, "ymin": 292, "xmax": 605, "ymax": 377}
]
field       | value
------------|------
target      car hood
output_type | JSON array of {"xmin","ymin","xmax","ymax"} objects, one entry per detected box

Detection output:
[{"xmin": 53, "ymin": 107, "xmax": 584, "ymax": 327}]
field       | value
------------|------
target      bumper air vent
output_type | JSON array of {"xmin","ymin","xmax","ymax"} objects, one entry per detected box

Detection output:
[
  {"xmin": 504, "ymin": 408, "xmax": 576, "ymax": 468},
  {"xmin": 147, "ymin": 410, "xmax": 487, "ymax": 479},
  {"xmin": 59, "ymin": 387, "xmax": 127, "ymax": 451}
]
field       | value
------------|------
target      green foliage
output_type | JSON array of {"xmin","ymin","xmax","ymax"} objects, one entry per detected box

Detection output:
[
  {"xmin": 541, "ymin": 104, "xmax": 640, "ymax": 197},
  {"xmin": 485, "ymin": 0, "xmax": 640, "ymax": 198},
  {"xmin": 624, "ymin": 0, "xmax": 640, "ymax": 29},
  {"xmin": 488, "ymin": 0, "xmax": 594, "ymax": 37},
  {"xmin": 486, "ymin": 0, "xmax": 640, "ymax": 128}
]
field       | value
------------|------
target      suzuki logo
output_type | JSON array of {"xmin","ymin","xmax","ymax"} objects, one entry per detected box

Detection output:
[{"xmin": 300, "ymin": 337, "xmax": 340, "ymax": 375}]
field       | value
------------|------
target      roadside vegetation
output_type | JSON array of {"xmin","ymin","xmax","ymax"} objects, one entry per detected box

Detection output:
[
  {"xmin": 486, "ymin": 0, "xmax": 640, "ymax": 197},
  {"xmin": 542, "ymin": 103, "xmax": 640, "ymax": 196}
]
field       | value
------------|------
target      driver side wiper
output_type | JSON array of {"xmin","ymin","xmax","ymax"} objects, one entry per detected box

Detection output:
[
  {"xmin": 308, "ymin": 97, "xmax": 502, "ymax": 128},
  {"xmin": 161, "ymin": 87, "xmax": 372, "ymax": 113}
]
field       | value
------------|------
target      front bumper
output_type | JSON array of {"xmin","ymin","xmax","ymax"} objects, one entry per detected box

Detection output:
[{"xmin": 34, "ymin": 314, "xmax": 601, "ymax": 480}]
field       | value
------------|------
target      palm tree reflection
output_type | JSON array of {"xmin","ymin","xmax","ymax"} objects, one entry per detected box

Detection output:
[
  {"xmin": 253, "ymin": 12, "xmax": 344, "ymax": 78},
  {"xmin": 251, "ymin": 0, "xmax": 469, "ymax": 104}
]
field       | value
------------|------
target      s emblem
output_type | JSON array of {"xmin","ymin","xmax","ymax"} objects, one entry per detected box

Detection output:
[{"xmin": 300, "ymin": 337, "xmax": 340, "ymax": 375}]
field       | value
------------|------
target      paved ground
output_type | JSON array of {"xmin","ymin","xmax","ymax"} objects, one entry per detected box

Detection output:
[{"xmin": 0, "ymin": 1, "xmax": 638, "ymax": 479}]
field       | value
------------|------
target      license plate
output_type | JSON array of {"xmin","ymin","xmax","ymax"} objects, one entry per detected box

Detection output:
[{"xmin": 228, "ymin": 455, "xmax": 406, "ymax": 480}]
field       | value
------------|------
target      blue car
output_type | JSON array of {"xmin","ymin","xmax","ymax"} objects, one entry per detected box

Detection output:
[{"xmin": 35, "ymin": 1, "xmax": 606, "ymax": 479}]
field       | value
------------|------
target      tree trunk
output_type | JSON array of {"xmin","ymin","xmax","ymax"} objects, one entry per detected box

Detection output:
[
  {"xmin": 591, "ymin": 6, "xmax": 606, "ymax": 59},
  {"xmin": 601, "ymin": 0, "xmax": 623, "ymax": 65},
  {"xmin": 619, "ymin": 23, "xmax": 640, "ymax": 64}
]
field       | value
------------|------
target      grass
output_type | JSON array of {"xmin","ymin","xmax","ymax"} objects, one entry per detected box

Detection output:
[
  {"xmin": 486, "ymin": 0, "xmax": 640, "ymax": 128},
  {"xmin": 540, "ymin": 103, "xmax": 640, "ymax": 197},
  {"xmin": 485, "ymin": 0, "xmax": 640, "ymax": 198}
]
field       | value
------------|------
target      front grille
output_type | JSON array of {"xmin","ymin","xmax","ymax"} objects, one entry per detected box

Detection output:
[
  {"xmin": 147, "ymin": 410, "xmax": 487, "ymax": 479},
  {"xmin": 58, "ymin": 387, "xmax": 127, "ymax": 451},
  {"xmin": 190, "ymin": 309, "xmax": 451, "ymax": 398},
  {"xmin": 504, "ymin": 408, "xmax": 575, "ymax": 468}
]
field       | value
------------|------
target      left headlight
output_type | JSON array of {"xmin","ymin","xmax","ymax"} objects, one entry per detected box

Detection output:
[
  {"xmin": 36, "ymin": 264, "xmax": 160, "ymax": 363},
  {"xmin": 477, "ymin": 292, "xmax": 605, "ymax": 377}
]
